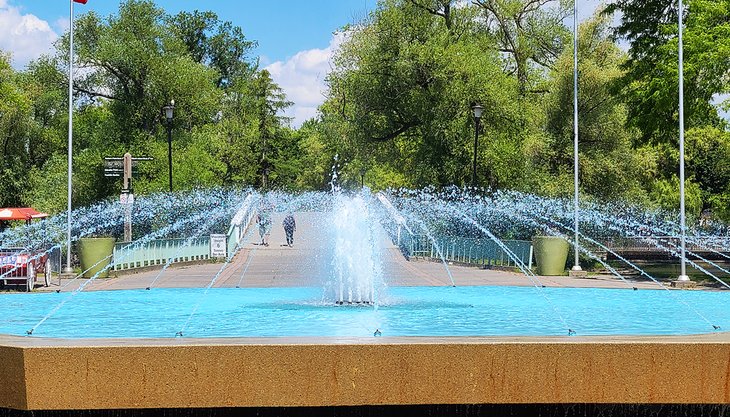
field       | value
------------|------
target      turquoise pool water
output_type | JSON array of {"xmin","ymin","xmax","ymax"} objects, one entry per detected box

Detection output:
[{"xmin": 0, "ymin": 286, "xmax": 727, "ymax": 338}]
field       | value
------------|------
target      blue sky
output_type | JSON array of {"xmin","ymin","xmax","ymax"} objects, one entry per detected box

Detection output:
[{"xmin": 7, "ymin": 0, "xmax": 376, "ymax": 64}]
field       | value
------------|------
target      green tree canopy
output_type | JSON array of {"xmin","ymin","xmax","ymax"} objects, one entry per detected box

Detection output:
[
  {"xmin": 606, "ymin": 0, "xmax": 730, "ymax": 144},
  {"xmin": 321, "ymin": 0, "xmax": 523, "ymax": 189},
  {"xmin": 5, "ymin": 0, "xmax": 295, "ymax": 211},
  {"xmin": 538, "ymin": 12, "xmax": 646, "ymax": 201}
]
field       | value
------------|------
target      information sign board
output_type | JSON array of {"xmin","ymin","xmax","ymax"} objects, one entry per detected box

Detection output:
[{"xmin": 210, "ymin": 234, "xmax": 227, "ymax": 258}]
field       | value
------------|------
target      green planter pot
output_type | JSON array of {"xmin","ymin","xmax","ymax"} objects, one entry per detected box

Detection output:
[
  {"xmin": 532, "ymin": 235, "xmax": 569, "ymax": 276},
  {"xmin": 78, "ymin": 237, "xmax": 116, "ymax": 278}
]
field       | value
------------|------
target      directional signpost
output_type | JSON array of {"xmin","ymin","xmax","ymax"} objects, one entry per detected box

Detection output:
[
  {"xmin": 104, "ymin": 153, "xmax": 152, "ymax": 242},
  {"xmin": 104, "ymin": 153, "xmax": 152, "ymax": 187}
]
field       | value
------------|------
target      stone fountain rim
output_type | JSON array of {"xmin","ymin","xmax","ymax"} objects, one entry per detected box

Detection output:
[{"xmin": 3, "ymin": 332, "xmax": 730, "ymax": 347}]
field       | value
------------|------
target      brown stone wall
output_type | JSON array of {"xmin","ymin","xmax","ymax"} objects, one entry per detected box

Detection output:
[
  {"xmin": 0, "ymin": 345, "xmax": 27, "ymax": 409},
  {"xmin": 2, "ymin": 337, "xmax": 730, "ymax": 410}
]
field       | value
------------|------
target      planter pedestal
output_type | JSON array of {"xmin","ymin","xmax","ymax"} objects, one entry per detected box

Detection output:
[
  {"xmin": 532, "ymin": 236, "xmax": 569, "ymax": 276},
  {"xmin": 78, "ymin": 237, "xmax": 116, "ymax": 278}
]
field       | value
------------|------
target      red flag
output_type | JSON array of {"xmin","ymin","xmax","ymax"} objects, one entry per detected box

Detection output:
[{"xmin": 73, "ymin": 0, "xmax": 88, "ymax": 4}]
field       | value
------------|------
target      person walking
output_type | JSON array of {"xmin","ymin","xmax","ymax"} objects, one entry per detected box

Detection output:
[
  {"xmin": 257, "ymin": 208, "xmax": 272, "ymax": 246},
  {"xmin": 283, "ymin": 213, "xmax": 296, "ymax": 247}
]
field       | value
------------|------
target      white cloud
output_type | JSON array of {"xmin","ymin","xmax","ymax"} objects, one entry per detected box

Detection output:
[
  {"xmin": 55, "ymin": 16, "xmax": 70, "ymax": 33},
  {"xmin": 0, "ymin": 1, "xmax": 57, "ymax": 69},
  {"xmin": 265, "ymin": 32, "xmax": 348, "ymax": 128},
  {"xmin": 258, "ymin": 54, "xmax": 271, "ymax": 68}
]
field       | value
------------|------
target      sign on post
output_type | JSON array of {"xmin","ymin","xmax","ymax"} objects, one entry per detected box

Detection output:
[
  {"xmin": 104, "ymin": 153, "xmax": 152, "ymax": 243},
  {"xmin": 104, "ymin": 154, "xmax": 153, "ymax": 190},
  {"xmin": 103, "ymin": 158, "xmax": 124, "ymax": 177},
  {"xmin": 120, "ymin": 193, "xmax": 135, "ymax": 205},
  {"xmin": 210, "ymin": 234, "xmax": 227, "ymax": 258}
]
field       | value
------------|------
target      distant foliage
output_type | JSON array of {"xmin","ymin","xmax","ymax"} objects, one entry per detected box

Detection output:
[
  {"xmin": 0, "ymin": 0, "xmax": 294, "ymax": 212},
  {"xmin": 0, "ymin": 0, "xmax": 729, "ymax": 224}
]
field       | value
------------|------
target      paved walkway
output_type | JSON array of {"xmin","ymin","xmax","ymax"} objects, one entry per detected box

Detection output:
[{"xmin": 39, "ymin": 212, "xmax": 664, "ymax": 292}]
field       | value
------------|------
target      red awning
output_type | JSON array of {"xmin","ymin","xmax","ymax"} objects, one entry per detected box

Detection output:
[{"xmin": 0, "ymin": 208, "xmax": 49, "ymax": 221}]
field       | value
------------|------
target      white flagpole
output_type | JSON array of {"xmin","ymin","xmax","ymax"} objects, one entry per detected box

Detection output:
[
  {"xmin": 678, "ymin": 0, "xmax": 689, "ymax": 281},
  {"xmin": 572, "ymin": 0, "xmax": 581, "ymax": 272},
  {"xmin": 64, "ymin": 0, "xmax": 74, "ymax": 274}
]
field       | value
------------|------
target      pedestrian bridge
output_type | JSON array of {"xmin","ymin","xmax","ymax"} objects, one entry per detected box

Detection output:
[{"xmin": 598, "ymin": 236, "xmax": 730, "ymax": 261}]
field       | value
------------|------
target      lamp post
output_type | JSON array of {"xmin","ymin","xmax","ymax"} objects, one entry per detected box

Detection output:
[
  {"xmin": 471, "ymin": 103, "xmax": 483, "ymax": 188},
  {"xmin": 162, "ymin": 100, "xmax": 175, "ymax": 193}
]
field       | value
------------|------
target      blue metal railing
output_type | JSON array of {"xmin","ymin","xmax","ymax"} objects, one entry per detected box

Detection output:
[
  {"xmin": 113, "ymin": 237, "xmax": 211, "ymax": 270},
  {"xmin": 112, "ymin": 194, "xmax": 258, "ymax": 271},
  {"xmin": 399, "ymin": 232, "xmax": 532, "ymax": 269},
  {"xmin": 376, "ymin": 192, "xmax": 532, "ymax": 269}
]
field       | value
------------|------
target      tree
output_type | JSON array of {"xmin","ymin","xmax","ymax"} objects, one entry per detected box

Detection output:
[
  {"xmin": 407, "ymin": 0, "xmax": 455, "ymax": 29},
  {"xmin": 66, "ymin": 0, "xmax": 223, "ymax": 137},
  {"xmin": 5, "ymin": 0, "xmax": 297, "ymax": 208},
  {"xmin": 294, "ymin": 119, "xmax": 339, "ymax": 190},
  {"xmin": 605, "ymin": 0, "xmax": 730, "ymax": 144},
  {"xmin": 47, "ymin": 0, "xmax": 271, "ymax": 197},
  {"xmin": 538, "ymin": 12, "xmax": 647, "ymax": 201},
  {"xmin": 0, "ymin": 53, "xmax": 32, "ymax": 207},
  {"xmin": 19, "ymin": 57, "xmax": 67, "ymax": 168},
  {"xmin": 167, "ymin": 10, "xmax": 257, "ymax": 88},
  {"xmin": 249, "ymin": 70, "xmax": 293, "ymax": 188},
  {"xmin": 323, "ymin": 0, "xmax": 523, "ymax": 189},
  {"xmin": 206, "ymin": 68, "xmax": 292, "ymax": 188},
  {"xmin": 685, "ymin": 126, "xmax": 730, "ymax": 220},
  {"xmin": 474, "ymin": 0, "xmax": 571, "ymax": 96}
]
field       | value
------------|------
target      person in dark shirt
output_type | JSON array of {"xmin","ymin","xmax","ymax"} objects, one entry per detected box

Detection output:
[{"xmin": 283, "ymin": 214, "xmax": 296, "ymax": 247}]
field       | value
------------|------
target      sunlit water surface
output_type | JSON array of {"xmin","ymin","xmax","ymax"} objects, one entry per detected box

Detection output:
[{"xmin": 1, "ymin": 286, "xmax": 728, "ymax": 338}]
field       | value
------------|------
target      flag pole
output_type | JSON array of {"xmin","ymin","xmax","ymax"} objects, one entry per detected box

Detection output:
[
  {"xmin": 677, "ymin": 0, "xmax": 689, "ymax": 281},
  {"xmin": 64, "ymin": 0, "xmax": 74, "ymax": 274},
  {"xmin": 571, "ymin": 0, "xmax": 581, "ymax": 272}
]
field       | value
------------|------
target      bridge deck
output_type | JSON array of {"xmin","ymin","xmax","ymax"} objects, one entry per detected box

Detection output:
[{"xmin": 40, "ymin": 213, "xmax": 672, "ymax": 291}]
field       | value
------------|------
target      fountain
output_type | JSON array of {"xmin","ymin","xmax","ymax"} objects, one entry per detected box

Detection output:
[
  {"xmin": 1, "ymin": 187, "xmax": 729, "ymax": 415},
  {"xmin": 330, "ymin": 191, "xmax": 382, "ymax": 305}
]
